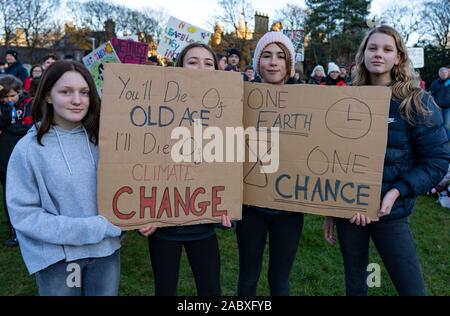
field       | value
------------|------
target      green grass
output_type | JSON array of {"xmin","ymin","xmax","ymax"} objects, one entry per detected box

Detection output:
[{"xmin": 0, "ymin": 189, "xmax": 449, "ymax": 296}]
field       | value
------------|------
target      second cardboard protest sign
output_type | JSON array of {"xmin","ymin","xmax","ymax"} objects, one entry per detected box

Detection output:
[{"xmin": 243, "ymin": 82, "xmax": 391, "ymax": 220}]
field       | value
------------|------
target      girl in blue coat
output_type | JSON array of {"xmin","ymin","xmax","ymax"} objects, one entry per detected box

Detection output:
[{"xmin": 323, "ymin": 26, "xmax": 450, "ymax": 296}]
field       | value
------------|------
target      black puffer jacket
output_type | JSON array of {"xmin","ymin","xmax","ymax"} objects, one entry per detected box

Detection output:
[
  {"xmin": 5, "ymin": 62, "xmax": 28, "ymax": 83},
  {"xmin": 0, "ymin": 95, "xmax": 33, "ymax": 171},
  {"xmin": 382, "ymin": 93, "xmax": 450, "ymax": 220},
  {"xmin": 429, "ymin": 78, "xmax": 450, "ymax": 109}
]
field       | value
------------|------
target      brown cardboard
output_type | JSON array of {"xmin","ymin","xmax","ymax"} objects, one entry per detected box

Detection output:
[
  {"xmin": 243, "ymin": 82, "xmax": 391, "ymax": 220},
  {"xmin": 98, "ymin": 64, "xmax": 243, "ymax": 230}
]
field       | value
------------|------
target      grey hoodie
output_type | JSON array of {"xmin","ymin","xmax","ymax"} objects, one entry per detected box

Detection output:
[{"xmin": 6, "ymin": 125, "xmax": 121, "ymax": 274}]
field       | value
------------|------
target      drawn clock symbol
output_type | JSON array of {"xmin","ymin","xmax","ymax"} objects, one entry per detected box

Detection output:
[{"xmin": 325, "ymin": 97, "xmax": 372, "ymax": 140}]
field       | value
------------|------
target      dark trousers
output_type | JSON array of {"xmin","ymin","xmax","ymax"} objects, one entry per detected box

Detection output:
[
  {"xmin": 236, "ymin": 206, "xmax": 304, "ymax": 296},
  {"xmin": 0, "ymin": 171, "xmax": 11, "ymax": 230},
  {"xmin": 336, "ymin": 217, "xmax": 426, "ymax": 296},
  {"xmin": 148, "ymin": 234, "xmax": 221, "ymax": 296}
]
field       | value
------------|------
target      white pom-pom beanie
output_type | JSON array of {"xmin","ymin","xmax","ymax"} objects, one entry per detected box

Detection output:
[
  {"xmin": 253, "ymin": 31, "xmax": 296, "ymax": 79},
  {"xmin": 327, "ymin": 62, "xmax": 340, "ymax": 75}
]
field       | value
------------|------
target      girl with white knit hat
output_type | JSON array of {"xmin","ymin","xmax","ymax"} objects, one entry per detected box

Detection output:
[
  {"xmin": 237, "ymin": 31, "xmax": 304, "ymax": 296},
  {"xmin": 250, "ymin": 31, "xmax": 297, "ymax": 85},
  {"xmin": 325, "ymin": 62, "xmax": 346, "ymax": 86}
]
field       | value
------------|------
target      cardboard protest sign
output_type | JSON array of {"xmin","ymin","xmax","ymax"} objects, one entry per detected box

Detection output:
[
  {"xmin": 282, "ymin": 30, "xmax": 305, "ymax": 62},
  {"xmin": 243, "ymin": 83, "xmax": 391, "ymax": 220},
  {"xmin": 157, "ymin": 16, "xmax": 212, "ymax": 61},
  {"xmin": 111, "ymin": 38, "xmax": 149, "ymax": 64},
  {"xmin": 82, "ymin": 41, "xmax": 121, "ymax": 97},
  {"xmin": 98, "ymin": 63, "xmax": 243, "ymax": 230}
]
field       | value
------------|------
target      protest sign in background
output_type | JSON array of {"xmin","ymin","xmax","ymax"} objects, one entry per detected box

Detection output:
[
  {"xmin": 407, "ymin": 47, "xmax": 424, "ymax": 69},
  {"xmin": 282, "ymin": 30, "xmax": 305, "ymax": 62},
  {"xmin": 243, "ymin": 83, "xmax": 391, "ymax": 220},
  {"xmin": 157, "ymin": 16, "xmax": 212, "ymax": 61},
  {"xmin": 98, "ymin": 64, "xmax": 243, "ymax": 230},
  {"xmin": 111, "ymin": 38, "xmax": 149, "ymax": 65},
  {"xmin": 82, "ymin": 41, "xmax": 121, "ymax": 97}
]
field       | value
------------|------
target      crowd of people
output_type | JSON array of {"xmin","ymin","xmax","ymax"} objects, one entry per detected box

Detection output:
[{"xmin": 0, "ymin": 25, "xmax": 449, "ymax": 296}]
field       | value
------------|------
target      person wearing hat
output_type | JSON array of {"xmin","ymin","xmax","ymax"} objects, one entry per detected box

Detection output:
[
  {"xmin": 325, "ymin": 62, "xmax": 346, "ymax": 86},
  {"xmin": 5, "ymin": 50, "xmax": 28, "ymax": 83},
  {"xmin": 308, "ymin": 65, "xmax": 326, "ymax": 85},
  {"xmin": 236, "ymin": 31, "xmax": 303, "ymax": 296},
  {"xmin": 225, "ymin": 48, "xmax": 241, "ymax": 72}
]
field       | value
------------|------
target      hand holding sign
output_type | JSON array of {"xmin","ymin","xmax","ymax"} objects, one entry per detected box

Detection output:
[{"xmin": 244, "ymin": 83, "xmax": 391, "ymax": 221}]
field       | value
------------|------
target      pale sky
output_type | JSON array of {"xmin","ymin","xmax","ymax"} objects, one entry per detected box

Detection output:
[{"xmin": 109, "ymin": 0, "xmax": 414, "ymax": 31}]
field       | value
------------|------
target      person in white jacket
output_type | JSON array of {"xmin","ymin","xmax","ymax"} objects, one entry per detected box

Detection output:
[{"xmin": 6, "ymin": 60, "xmax": 122, "ymax": 296}]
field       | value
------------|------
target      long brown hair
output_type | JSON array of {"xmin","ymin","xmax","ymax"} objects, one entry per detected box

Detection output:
[
  {"xmin": 175, "ymin": 43, "xmax": 219, "ymax": 70},
  {"xmin": 353, "ymin": 25, "xmax": 428, "ymax": 124},
  {"xmin": 32, "ymin": 60, "xmax": 100, "ymax": 145}
]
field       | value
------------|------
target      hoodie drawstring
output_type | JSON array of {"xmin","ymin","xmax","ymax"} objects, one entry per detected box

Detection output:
[
  {"xmin": 53, "ymin": 126, "xmax": 96, "ymax": 175},
  {"xmin": 83, "ymin": 126, "xmax": 96, "ymax": 168},
  {"xmin": 54, "ymin": 127, "xmax": 73, "ymax": 175}
]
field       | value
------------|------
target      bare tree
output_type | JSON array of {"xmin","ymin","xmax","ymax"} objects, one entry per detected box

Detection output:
[
  {"xmin": 43, "ymin": 19, "xmax": 66, "ymax": 49},
  {"xmin": 276, "ymin": 3, "xmax": 307, "ymax": 30},
  {"xmin": 422, "ymin": 0, "xmax": 450, "ymax": 49},
  {"xmin": 113, "ymin": 5, "xmax": 134, "ymax": 36},
  {"xmin": 146, "ymin": 9, "xmax": 168, "ymax": 42},
  {"xmin": 215, "ymin": 0, "xmax": 254, "ymax": 34},
  {"xmin": 380, "ymin": 4, "xmax": 425, "ymax": 44},
  {"xmin": 0, "ymin": 1, "xmax": 26, "ymax": 46},
  {"xmin": 67, "ymin": 0, "xmax": 117, "ymax": 31},
  {"xmin": 16, "ymin": 0, "xmax": 61, "ymax": 48},
  {"xmin": 67, "ymin": 0, "xmax": 166, "ymax": 42},
  {"xmin": 126, "ymin": 9, "xmax": 163, "ymax": 40}
]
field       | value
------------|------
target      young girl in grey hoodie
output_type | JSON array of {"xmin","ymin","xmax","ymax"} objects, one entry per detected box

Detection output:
[{"xmin": 6, "ymin": 60, "xmax": 122, "ymax": 296}]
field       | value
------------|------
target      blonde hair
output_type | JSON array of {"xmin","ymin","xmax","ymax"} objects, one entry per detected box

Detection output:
[{"xmin": 353, "ymin": 25, "xmax": 428, "ymax": 125}]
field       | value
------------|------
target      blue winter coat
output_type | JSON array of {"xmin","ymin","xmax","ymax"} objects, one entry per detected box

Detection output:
[
  {"xmin": 382, "ymin": 93, "xmax": 450, "ymax": 220},
  {"xmin": 429, "ymin": 78, "xmax": 450, "ymax": 109},
  {"xmin": 5, "ymin": 62, "xmax": 28, "ymax": 83}
]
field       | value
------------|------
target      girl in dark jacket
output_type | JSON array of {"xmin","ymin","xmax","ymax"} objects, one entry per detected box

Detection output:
[
  {"xmin": 237, "ymin": 32, "xmax": 304, "ymax": 296},
  {"xmin": 323, "ymin": 26, "xmax": 450, "ymax": 296},
  {"xmin": 138, "ymin": 43, "xmax": 232, "ymax": 296},
  {"xmin": 0, "ymin": 75, "xmax": 32, "ymax": 247}
]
